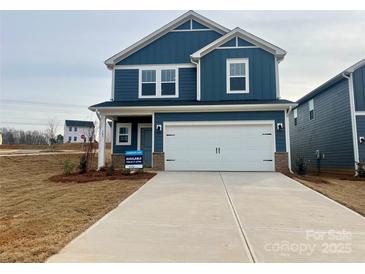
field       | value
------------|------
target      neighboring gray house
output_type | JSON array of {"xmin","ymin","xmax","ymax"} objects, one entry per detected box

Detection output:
[
  {"xmin": 89, "ymin": 10, "xmax": 296, "ymax": 171},
  {"xmin": 290, "ymin": 59, "xmax": 365, "ymax": 174}
]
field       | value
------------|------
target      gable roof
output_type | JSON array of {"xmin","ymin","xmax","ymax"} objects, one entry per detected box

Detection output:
[
  {"xmin": 104, "ymin": 10, "xmax": 229, "ymax": 68},
  {"xmin": 65, "ymin": 120, "xmax": 94, "ymax": 128},
  {"xmin": 191, "ymin": 27, "xmax": 287, "ymax": 61},
  {"xmin": 297, "ymin": 58, "xmax": 365, "ymax": 104}
]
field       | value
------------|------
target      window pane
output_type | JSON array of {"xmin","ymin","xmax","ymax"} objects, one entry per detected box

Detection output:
[
  {"xmin": 230, "ymin": 77, "xmax": 246, "ymax": 91},
  {"xmin": 161, "ymin": 83, "xmax": 176, "ymax": 95},
  {"xmin": 142, "ymin": 83, "xmax": 156, "ymax": 96},
  {"xmin": 309, "ymin": 99, "xmax": 314, "ymax": 111},
  {"xmin": 142, "ymin": 70, "xmax": 156, "ymax": 82},
  {"xmin": 119, "ymin": 135, "xmax": 128, "ymax": 143},
  {"xmin": 161, "ymin": 69, "xmax": 175, "ymax": 82},
  {"xmin": 230, "ymin": 63, "xmax": 244, "ymax": 76},
  {"xmin": 119, "ymin": 127, "xmax": 128, "ymax": 135}
]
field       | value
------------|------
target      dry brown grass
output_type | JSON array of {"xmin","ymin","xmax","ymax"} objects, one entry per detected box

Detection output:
[
  {"xmin": 0, "ymin": 154, "xmax": 149, "ymax": 262},
  {"xmin": 292, "ymin": 174, "xmax": 365, "ymax": 217}
]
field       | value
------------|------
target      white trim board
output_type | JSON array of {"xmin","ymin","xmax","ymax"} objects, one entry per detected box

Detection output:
[
  {"xmin": 347, "ymin": 73, "xmax": 359, "ymax": 168},
  {"xmin": 90, "ymin": 103, "xmax": 297, "ymax": 115},
  {"xmin": 115, "ymin": 63, "xmax": 195, "ymax": 70}
]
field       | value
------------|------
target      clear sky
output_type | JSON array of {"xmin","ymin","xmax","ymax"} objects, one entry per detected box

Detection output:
[{"xmin": 1, "ymin": 10, "xmax": 364, "ymax": 133}]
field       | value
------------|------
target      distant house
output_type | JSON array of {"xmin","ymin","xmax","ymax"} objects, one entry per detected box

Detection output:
[
  {"xmin": 64, "ymin": 120, "xmax": 95, "ymax": 143},
  {"xmin": 290, "ymin": 59, "xmax": 365, "ymax": 174}
]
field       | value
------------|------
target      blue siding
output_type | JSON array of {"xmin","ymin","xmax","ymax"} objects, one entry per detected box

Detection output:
[
  {"xmin": 220, "ymin": 38, "xmax": 236, "ymax": 47},
  {"xmin": 114, "ymin": 68, "xmax": 196, "ymax": 101},
  {"xmin": 112, "ymin": 116, "xmax": 152, "ymax": 154},
  {"xmin": 117, "ymin": 31, "xmax": 222, "ymax": 65},
  {"xmin": 200, "ymin": 48, "xmax": 277, "ymax": 101},
  {"xmin": 174, "ymin": 20, "xmax": 190, "ymax": 30},
  {"xmin": 154, "ymin": 111, "xmax": 286, "ymax": 152},
  {"xmin": 353, "ymin": 64, "xmax": 365, "ymax": 111},
  {"xmin": 290, "ymin": 78, "xmax": 354, "ymax": 172},
  {"xmin": 192, "ymin": 20, "xmax": 209, "ymax": 29},
  {"xmin": 357, "ymin": 116, "xmax": 365, "ymax": 161},
  {"xmin": 114, "ymin": 69, "xmax": 138, "ymax": 101},
  {"xmin": 238, "ymin": 37, "xmax": 254, "ymax": 46}
]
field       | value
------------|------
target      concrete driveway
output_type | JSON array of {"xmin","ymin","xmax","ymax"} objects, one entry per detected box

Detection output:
[{"xmin": 48, "ymin": 172, "xmax": 365, "ymax": 263}]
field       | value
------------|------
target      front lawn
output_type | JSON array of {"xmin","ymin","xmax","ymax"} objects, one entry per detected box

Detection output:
[{"xmin": 0, "ymin": 154, "xmax": 152, "ymax": 262}]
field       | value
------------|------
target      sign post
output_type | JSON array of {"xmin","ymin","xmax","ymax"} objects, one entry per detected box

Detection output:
[{"xmin": 125, "ymin": 150, "xmax": 144, "ymax": 169}]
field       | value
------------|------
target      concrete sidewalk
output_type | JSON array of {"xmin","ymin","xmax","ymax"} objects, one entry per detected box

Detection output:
[{"xmin": 48, "ymin": 172, "xmax": 365, "ymax": 263}]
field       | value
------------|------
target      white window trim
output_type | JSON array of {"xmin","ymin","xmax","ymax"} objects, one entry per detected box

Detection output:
[
  {"xmin": 138, "ymin": 66, "xmax": 179, "ymax": 99},
  {"xmin": 293, "ymin": 108, "xmax": 298, "ymax": 118},
  {"xmin": 116, "ymin": 123, "xmax": 132, "ymax": 146},
  {"xmin": 226, "ymin": 58, "xmax": 249, "ymax": 94},
  {"xmin": 309, "ymin": 99, "xmax": 315, "ymax": 120}
]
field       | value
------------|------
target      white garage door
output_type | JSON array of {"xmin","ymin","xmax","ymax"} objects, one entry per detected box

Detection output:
[{"xmin": 164, "ymin": 121, "xmax": 275, "ymax": 171}]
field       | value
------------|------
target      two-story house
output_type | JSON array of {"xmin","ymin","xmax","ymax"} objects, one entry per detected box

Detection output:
[
  {"xmin": 290, "ymin": 59, "xmax": 365, "ymax": 174},
  {"xmin": 90, "ymin": 11, "xmax": 296, "ymax": 171},
  {"xmin": 64, "ymin": 120, "xmax": 95, "ymax": 143}
]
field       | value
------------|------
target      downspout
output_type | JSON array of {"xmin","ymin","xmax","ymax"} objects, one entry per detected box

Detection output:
[
  {"xmin": 285, "ymin": 105, "xmax": 293, "ymax": 173},
  {"xmin": 343, "ymin": 72, "xmax": 359, "ymax": 175},
  {"xmin": 191, "ymin": 57, "xmax": 201, "ymax": 101}
]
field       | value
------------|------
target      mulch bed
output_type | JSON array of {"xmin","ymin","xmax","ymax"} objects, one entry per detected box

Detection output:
[{"xmin": 49, "ymin": 170, "xmax": 156, "ymax": 183}]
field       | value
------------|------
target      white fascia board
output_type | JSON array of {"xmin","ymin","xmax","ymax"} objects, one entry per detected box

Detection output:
[
  {"xmin": 345, "ymin": 58, "xmax": 365, "ymax": 74},
  {"xmin": 191, "ymin": 27, "xmax": 287, "ymax": 61},
  {"xmin": 90, "ymin": 103, "xmax": 298, "ymax": 115},
  {"xmin": 104, "ymin": 10, "xmax": 229, "ymax": 68}
]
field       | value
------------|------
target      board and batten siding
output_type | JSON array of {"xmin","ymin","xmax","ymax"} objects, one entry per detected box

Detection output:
[
  {"xmin": 117, "ymin": 30, "xmax": 222, "ymax": 65},
  {"xmin": 290, "ymin": 78, "xmax": 354, "ymax": 172},
  {"xmin": 154, "ymin": 111, "xmax": 286, "ymax": 153},
  {"xmin": 353, "ymin": 64, "xmax": 365, "ymax": 111},
  {"xmin": 200, "ymin": 48, "xmax": 277, "ymax": 101},
  {"xmin": 114, "ymin": 68, "xmax": 197, "ymax": 101},
  {"xmin": 356, "ymin": 116, "xmax": 365, "ymax": 161}
]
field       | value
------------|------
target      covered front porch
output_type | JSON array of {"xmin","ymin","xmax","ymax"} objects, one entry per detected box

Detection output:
[{"xmin": 97, "ymin": 113, "xmax": 154, "ymax": 170}]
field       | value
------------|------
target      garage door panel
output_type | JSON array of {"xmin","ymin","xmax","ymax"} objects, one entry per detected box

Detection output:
[{"xmin": 164, "ymin": 122, "xmax": 275, "ymax": 171}]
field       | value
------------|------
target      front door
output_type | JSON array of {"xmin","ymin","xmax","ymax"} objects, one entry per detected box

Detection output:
[{"xmin": 140, "ymin": 127, "xmax": 152, "ymax": 167}]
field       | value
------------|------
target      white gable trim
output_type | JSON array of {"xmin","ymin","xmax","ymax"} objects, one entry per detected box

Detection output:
[
  {"xmin": 104, "ymin": 11, "xmax": 229, "ymax": 68},
  {"xmin": 191, "ymin": 27, "xmax": 287, "ymax": 61}
]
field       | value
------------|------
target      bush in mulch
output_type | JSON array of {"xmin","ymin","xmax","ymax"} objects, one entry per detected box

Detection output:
[{"xmin": 49, "ymin": 170, "xmax": 156, "ymax": 183}]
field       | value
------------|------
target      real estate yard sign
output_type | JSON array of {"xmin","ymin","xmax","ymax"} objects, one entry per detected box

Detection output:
[{"xmin": 125, "ymin": 150, "xmax": 143, "ymax": 169}]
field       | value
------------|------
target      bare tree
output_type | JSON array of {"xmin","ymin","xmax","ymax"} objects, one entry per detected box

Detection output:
[{"xmin": 45, "ymin": 120, "xmax": 58, "ymax": 151}]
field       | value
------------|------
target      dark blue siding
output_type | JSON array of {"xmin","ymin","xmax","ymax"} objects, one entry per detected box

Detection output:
[
  {"xmin": 356, "ymin": 116, "xmax": 365, "ymax": 161},
  {"xmin": 114, "ymin": 68, "xmax": 196, "ymax": 101},
  {"xmin": 290, "ymin": 78, "xmax": 354, "ymax": 172},
  {"xmin": 179, "ymin": 68, "xmax": 197, "ymax": 100},
  {"xmin": 220, "ymin": 38, "xmax": 236, "ymax": 47},
  {"xmin": 353, "ymin": 64, "xmax": 365, "ymax": 111},
  {"xmin": 154, "ymin": 111, "xmax": 286, "ymax": 152},
  {"xmin": 238, "ymin": 37, "xmax": 254, "ymax": 46},
  {"xmin": 174, "ymin": 20, "xmax": 190, "ymax": 30},
  {"xmin": 200, "ymin": 48, "xmax": 277, "ymax": 101},
  {"xmin": 192, "ymin": 20, "xmax": 209, "ymax": 29},
  {"xmin": 117, "ymin": 31, "xmax": 222, "ymax": 65},
  {"xmin": 114, "ymin": 69, "xmax": 139, "ymax": 101},
  {"xmin": 112, "ymin": 116, "xmax": 152, "ymax": 154}
]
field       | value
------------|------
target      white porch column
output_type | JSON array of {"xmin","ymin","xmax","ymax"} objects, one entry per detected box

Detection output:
[{"xmin": 98, "ymin": 114, "xmax": 106, "ymax": 169}]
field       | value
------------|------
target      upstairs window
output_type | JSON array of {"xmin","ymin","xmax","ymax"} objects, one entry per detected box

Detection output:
[
  {"xmin": 74, "ymin": 127, "xmax": 78, "ymax": 132},
  {"xmin": 69, "ymin": 126, "xmax": 72, "ymax": 131},
  {"xmin": 141, "ymin": 70, "xmax": 156, "ymax": 96},
  {"xmin": 226, "ymin": 59, "xmax": 249, "ymax": 94},
  {"xmin": 294, "ymin": 108, "xmax": 298, "ymax": 126},
  {"xmin": 116, "ymin": 123, "xmax": 131, "ymax": 145},
  {"xmin": 309, "ymin": 99, "xmax": 314, "ymax": 120},
  {"xmin": 161, "ymin": 69, "xmax": 176, "ymax": 96},
  {"xmin": 139, "ymin": 67, "xmax": 178, "ymax": 98}
]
